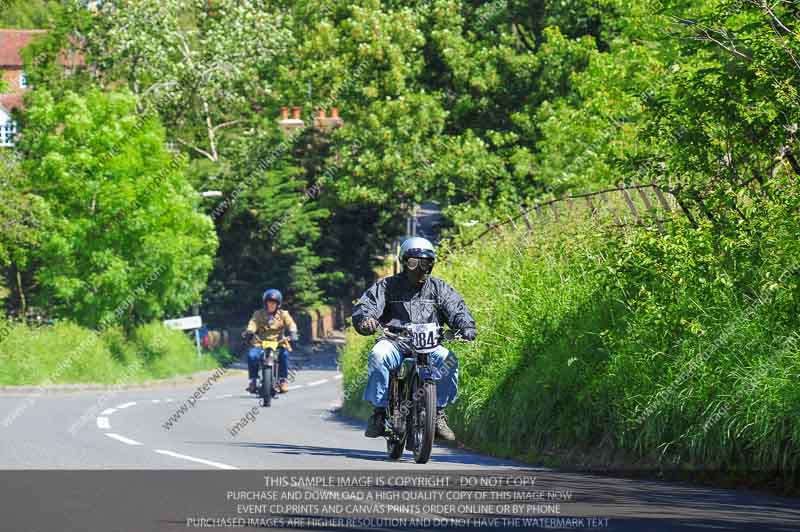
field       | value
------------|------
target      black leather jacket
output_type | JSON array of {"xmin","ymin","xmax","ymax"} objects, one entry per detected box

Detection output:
[{"xmin": 352, "ymin": 273, "xmax": 476, "ymax": 334}]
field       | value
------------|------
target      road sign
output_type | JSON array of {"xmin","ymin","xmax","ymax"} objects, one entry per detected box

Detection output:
[{"xmin": 163, "ymin": 315, "xmax": 202, "ymax": 331}]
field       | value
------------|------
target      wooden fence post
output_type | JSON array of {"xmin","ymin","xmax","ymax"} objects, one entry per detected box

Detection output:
[
  {"xmin": 585, "ymin": 196, "xmax": 598, "ymax": 218},
  {"xmin": 637, "ymin": 187, "xmax": 655, "ymax": 214},
  {"xmin": 602, "ymin": 192, "xmax": 623, "ymax": 226},
  {"xmin": 621, "ymin": 186, "xmax": 640, "ymax": 224},
  {"xmin": 549, "ymin": 202, "xmax": 560, "ymax": 221},
  {"xmin": 520, "ymin": 205, "xmax": 533, "ymax": 231},
  {"xmin": 638, "ymin": 186, "xmax": 664, "ymax": 231},
  {"xmin": 654, "ymin": 186, "xmax": 673, "ymax": 212}
]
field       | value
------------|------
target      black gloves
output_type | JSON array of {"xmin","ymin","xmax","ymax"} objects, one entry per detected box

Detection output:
[
  {"xmin": 460, "ymin": 327, "xmax": 477, "ymax": 341},
  {"xmin": 356, "ymin": 317, "xmax": 379, "ymax": 336}
]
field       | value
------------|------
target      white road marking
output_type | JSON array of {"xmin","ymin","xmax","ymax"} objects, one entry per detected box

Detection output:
[
  {"xmin": 105, "ymin": 433, "xmax": 142, "ymax": 446},
  {"xmin": 151, "ymin": 399, "xmax": 161, "ymax": 403},
  {"xmin": 306, "ymin": 379, "xmax": 329, "ymax": 387},
  {"xmin": 216, "ymin": 394, "xmax": 233, "ymax": 399},
  {"xmin": 116, "ymin": 402, "xmax": 136, "ymax": 409},
  {"xmin": 163, "ymin": 399, "xmax": 174, "ymax": 403},
  {"xmin": 288, "ymin": 385, "xmax": 305, "ymax": 390},
  {"xmin": 154, "ymin": 449, "xmax": 238, "ymax": 470},
  {"xmin": 333, "ymin": 374, "xmax": 343, "ymax": 380},
  {"xmin": 96, "ymin": 417, "xmax": 110, "ymax": 430},
  {"xmin": 100, "ymin": 408, "xmax": 117, "ymax": 416}
]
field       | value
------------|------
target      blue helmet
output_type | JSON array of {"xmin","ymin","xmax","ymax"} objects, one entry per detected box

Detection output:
[{"xmin": 262, "ymin": 288, "xmax": 283, "ymax": 307}]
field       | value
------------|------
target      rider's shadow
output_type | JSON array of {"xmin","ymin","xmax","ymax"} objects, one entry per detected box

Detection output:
[
  {"xmin": 226, "ymin": 442, "xmax": 390, "ymax": 462},
  {"xmin": 224, "ymin": 440, "xmax": 524, "ymax": 466}
]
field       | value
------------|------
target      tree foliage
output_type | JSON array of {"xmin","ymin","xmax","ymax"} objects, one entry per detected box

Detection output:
[
  {"xmin": 0, "ymin": 0, "xmax": 62, "ymax": 28},
  {"xmin": 7, "ymin": 0, "xmax": 800, "ymax": 326},
  {"xmin": 18, "ymin": 89, "xmax": 217, "ymax": 327}
]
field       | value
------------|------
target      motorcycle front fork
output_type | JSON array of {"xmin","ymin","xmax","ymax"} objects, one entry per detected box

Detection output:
[{"xmin": 389, "ymin": 371, "xmax": 421, "ymax": 436}]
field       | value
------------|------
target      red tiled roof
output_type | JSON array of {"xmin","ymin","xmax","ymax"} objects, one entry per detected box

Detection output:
[
  {"xmin": 0, "ymin": 29, "xmax": 84, "ymax": 68},
  {"xmin": 0, "ymin": 93, "xmax": 25, "ymax": 112},
  {"xmin": 0, "ymin": 30, "xmax": 47, "ymax": 67}
]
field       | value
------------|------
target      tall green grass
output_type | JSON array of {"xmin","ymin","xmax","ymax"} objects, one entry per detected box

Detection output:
[
  {"xmin": 0, "ymin": 320, "xmax": 233, "ymax": 385},
  {"xmin": 341, "ymin": 199, "xmax": 800, "ymax": 483}
]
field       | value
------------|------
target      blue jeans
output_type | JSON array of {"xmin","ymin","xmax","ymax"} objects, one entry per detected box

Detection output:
[
  {"xmin": 363, "ymin": 339, "xmax": 458, "ymax": 409},
  {"xmin": 247, "ymin": 347, "xmax": 289, "ymax": 380}
]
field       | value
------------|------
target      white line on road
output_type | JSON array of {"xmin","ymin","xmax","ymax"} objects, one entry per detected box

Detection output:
[
  {"xmin": 100, "ymin": 408, "xmax": 117, "ymax": 416},
  {"xmin": 151, "ymin": 399, "xmax": 161, "ymax": 403},
  {"xmin": 288, "ymin": 385, "xmax": 305, "ymax": 390},
  {"xmin": 116, "ymin": 402, "xmax": 136, "ymax": 409},
  {"xmin": 216, "ymin": 394, "xmax": 233, "ymax": 399},
  {"xmin": 306, "ymin": 379, "xmax": 329, "ymax": 387},
  {"xmin": 105, "ymin": 433, "xmax": 142, "ymax": 446},
  {"xmin": 154, "ymin": 449, "xmax": 238, "ymax": 470},
  {"xmin": 333, "ymin": 374, "xmax": 343, "ymax": 380},
  {"xmin": 96, "ymin": 417, "xmax": 110, "ymax": 430}
]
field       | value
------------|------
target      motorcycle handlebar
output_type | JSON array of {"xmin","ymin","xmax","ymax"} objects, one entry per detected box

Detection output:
[{"xmin": 377, "ymin": 323, "xmax": 467, "ymax": 343}]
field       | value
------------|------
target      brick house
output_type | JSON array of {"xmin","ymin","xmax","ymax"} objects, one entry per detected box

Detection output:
[
  {"xmin": 0, "ymin": 29, "xmax": 84, "ymax": 147},
  {"xmin": 0, "ymin": 30, "xmax": 45, "ymax": 146}
]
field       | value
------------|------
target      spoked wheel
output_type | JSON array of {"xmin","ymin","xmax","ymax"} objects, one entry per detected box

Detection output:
[
  {"xmin": 272, "ymin": 364, "xmax": 280, "ymax": 399},
  {"xmin": 261, "ymin": 360, "xmax": 273, "ymax": 408},
  {"xmin": 385, "ymin": 375, "xmax": 405, "ymax": 460},
  {"xmin": 410, "ymin": 376, "xmax": 437, "ymax": 464}
]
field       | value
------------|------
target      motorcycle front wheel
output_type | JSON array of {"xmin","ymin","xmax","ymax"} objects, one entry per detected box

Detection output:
[
  {"xmin": 410, "ymin": 376, "xmax": 437, "ymax": 464},
  {"xmin": 261, "ymin": 350, "xmax": 273, "ymax": 407}
]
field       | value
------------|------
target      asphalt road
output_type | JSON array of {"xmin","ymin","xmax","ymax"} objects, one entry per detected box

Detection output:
[
  {"xmin": 0, "ymin": 363, "xmax": 519, "ymax": 470},
  {"xmin": 1, "ymin": 351, "xmax": 799, "ymax": 531}
]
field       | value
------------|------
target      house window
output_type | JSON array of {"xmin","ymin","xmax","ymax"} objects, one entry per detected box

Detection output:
[
  {"xmin": 19, "ymin": 71, "xmax": 28, "ymax": 89},
  {"xmin": 1, "ymin": 120, "xmax": 18, "ymax": 147}
]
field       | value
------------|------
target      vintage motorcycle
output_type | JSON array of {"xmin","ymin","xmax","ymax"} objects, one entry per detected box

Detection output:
[
  {"xmin": 254, "ymin": 335, "xmax": 292, "ymax": 407},
  {"xmin": 379, "ymin": 320, "xmax": 460, "ymax": 464}
]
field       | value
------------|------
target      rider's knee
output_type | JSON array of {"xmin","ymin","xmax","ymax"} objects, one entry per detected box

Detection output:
[
  {"xmin": 434, "ymin": 348, "xmax": 458, "ymax": 367},
  {"xmin": 368, "ymin": 342, "xmax": 393, "ymax": 369},
  {"xmin": 443, "ymin": 351, "xmax": 459, "ymax": 370}
]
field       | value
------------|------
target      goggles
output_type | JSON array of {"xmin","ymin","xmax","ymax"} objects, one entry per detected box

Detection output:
[{"xmin": 405, "ymin": 257, "xmax": 434, "ymax": 272}]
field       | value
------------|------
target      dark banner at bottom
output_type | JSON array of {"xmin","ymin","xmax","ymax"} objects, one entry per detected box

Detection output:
[{"xmin": 0, "ymin": 470, "xmax": 798, "ymax": 532}]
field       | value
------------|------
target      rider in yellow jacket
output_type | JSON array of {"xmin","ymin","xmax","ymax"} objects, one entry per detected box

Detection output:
[{"xmin": 242, "ymin": 289, "xmax": 298, "ymax": 394}]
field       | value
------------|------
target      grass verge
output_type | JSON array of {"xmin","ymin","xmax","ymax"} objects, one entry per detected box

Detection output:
[
  {"xmin": 0, "ymin": 319, "xmax": 234, "ymax": 385},
  {"xmin": 340, "ymin": 210, "xmax": 800, "ymax": 493}
]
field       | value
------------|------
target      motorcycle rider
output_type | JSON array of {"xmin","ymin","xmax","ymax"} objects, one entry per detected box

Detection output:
[
  {"xmin": 242, "ymin": 289, "xmax": 299, "ymax": 394},
  {"xmin": 352, "ymin": 237, "xmax": 477, "ymax": 441}
]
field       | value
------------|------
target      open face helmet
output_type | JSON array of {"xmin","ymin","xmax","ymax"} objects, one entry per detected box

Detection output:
[
  {"xmin": 399, "ymin": 237, "xmax": 436, "ymax": 283},
  {"xmin": 262, "ymin": 288, "xmax": 283, "ymax": 308}
]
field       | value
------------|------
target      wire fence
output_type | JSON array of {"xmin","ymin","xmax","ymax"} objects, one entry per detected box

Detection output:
[{"xmin": 457, "ymin": 183, "xmax": 685, "ymax": 249}]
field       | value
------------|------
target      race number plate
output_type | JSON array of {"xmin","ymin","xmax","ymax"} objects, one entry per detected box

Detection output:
[{"xmin": 411, "ymin": 323, "xmax": 439, "ymax": 352}]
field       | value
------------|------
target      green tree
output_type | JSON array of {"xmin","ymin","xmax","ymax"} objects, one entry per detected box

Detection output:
[
  {"xmin": 0, "ymin": 0, "xmax": 62, "ymax": 28},
  {"xmin": 85, "ymin": 0, "xmax": 294, "ymax": 164},
  {"xmin": 18, "ymin": 88, "xmax": 218, "ymax": 328},
  {"xmin": 0, "ymin": 152, "xmax": 49, "ymax": 316}
]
